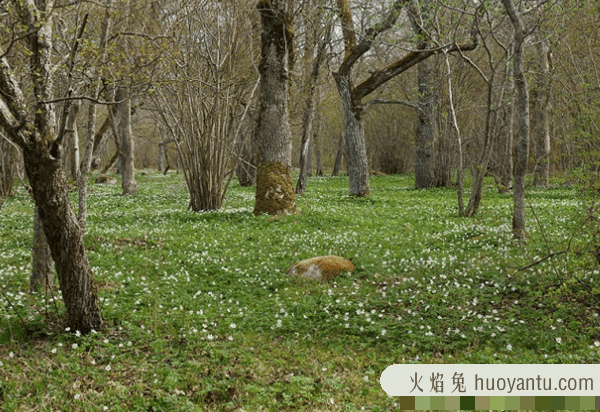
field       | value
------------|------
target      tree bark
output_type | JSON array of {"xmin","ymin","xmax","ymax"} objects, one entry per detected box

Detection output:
[
  {"xmin": 313, "ymin": 95, "xmax": 324, "ymax": 177},
  {"xmin": 502, "ymin": 0, "xmax": 530, "ymax": 240},
  {"xmin": 24, "ymin": 146, "xmax": 103, "ymax": 332},
  {"xmin": 253, "ymin": 0, "xmax": 297, "ymax": 215},
  {"xmin": 296, "ymin": 94, "xmax": 317, "ymax": 194},
  {"xmin": 158, "ymin": 142, "xmax": 166, "ymax": 172},
  {"xmin": 332, "ymin": 135, "xmax": 345, "ymax": 177},
  {"xmin": 116, "ymin": 87, "xmax": 137, "ymax": 195},
  {"xmin": 533, "ymin": 37, "xmax": 551, "ymax": 187},
  {"xmin": 500, "ymin": 59, "xmax": 514, "ymax": 192},
  {"xmin": 333, "ymin": 72, "xmax": 370, "ymax": 196},
  {"xmin": 414, "ymin": 57, "xmax": 438, "ymax": 188},
  {"xmin": 63, "ymin": 100, "xmax": 81, "ymax": 182},
  {"xmin": 0, "ymin": 135, "xmax": 17, "ymax": 199},
  {"xmin": 30, "ymin": 206, "xmax": 54, "ymax": 293}
]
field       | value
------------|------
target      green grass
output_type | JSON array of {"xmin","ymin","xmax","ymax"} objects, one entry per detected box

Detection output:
[{"xmin": 0, "ymin": 172, "xmax": 598, "ymax": 411}]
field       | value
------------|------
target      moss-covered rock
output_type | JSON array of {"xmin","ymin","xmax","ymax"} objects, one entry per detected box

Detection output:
[
  {"xmin": 286, "ymin": 256, "xmax": 355, "ymax": 282},
  {"xmin": 253, "ymin": 161, "xmax": 297, "ymax": 216}
]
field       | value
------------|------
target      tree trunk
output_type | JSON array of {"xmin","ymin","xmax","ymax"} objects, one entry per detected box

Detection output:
[
  {"xmin": 253, "ymin": 0, "xmax": 297, "ymax": 215},
  {"xmin": 0, "ymin": 1, "xmax": 103, "ymax": 333},
  {"xmin": 296, "ymin": 95, "xmax": 317, "ymax": 194},
  {"xmin": 332, "ymin": 135, "xmax": 345, "ymax": 177},
  {"xmin": 63, "ymin": 100, "xmax": 81, "ymax": 182},
  {"xmin": 333, "ymin": 72, "xmax": 370, "ymax": 196},
  {"xmin": 30, "ymin": 207, "xmax": 54, "ymax": 293},
  {"xmin": 313, "ymin": 99, "xmax": 324, "ymax": 177},
  {"xmin": 158, "ymin": 142, "xmax": 166, "ymax": 172},
  {"xmin": 236, "ymin": 131, "xmax": 257, "ymax": 187},
  {"xmin": 23, "ymin": 145, "xmax": 103, "ymax": 332},
  {"xmin": 79, "ymin": 0, "xmax": 112, "ymax": 233},
  {"xmin": 296, "ymin": 25, "xmax": 330, "ymax": 194},
  {"xmin": 443, "ymin": 51, "xmax": 465, "ymax": 215},
  {"xmin": 116, "ymin": 87, "xmax": 137, "ymax": 195},
  {"xmin": 500, "ymin": 66, "xmax": 514, "ymax": 192},
  {"xmin": 306, "ymin": 142, "xmax": 314, "ymax": 177},
  {"xmin": 502, "ymin": 0, "xmax": 530, "ymax": 240},
  {"xmin": 0, "ymin": 136, "xmax": 17, "ymax": 199},
  {"xmin": 414, "ymin": 58, "xmax": 438, "ymax": 188},
  {"xmin": 463, "ymin": 79, "xmax": 496, "ymax": 217},
  {"xmin": 533, "ymin": 37, "xmax": 551, "ymax": 187}
]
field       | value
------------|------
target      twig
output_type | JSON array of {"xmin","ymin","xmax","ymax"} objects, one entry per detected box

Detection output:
[
  {"xmin": 517, "ymin": 251, "xmax": 567, "ymax": 271},
  {"xmin": 0, "ymin": 287, "xmax": 29, "ymax": 331}
]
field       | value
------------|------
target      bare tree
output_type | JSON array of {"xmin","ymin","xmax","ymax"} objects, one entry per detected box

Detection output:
[
  {"xmin": 501, "ymin": 0, "xmax": 530, "ymax": 240},
  {"xmin": 79, "ymin": 0, "xmax": 113, "ymax": 232},
  {"xmin": 333, "ymin": 0, "xmax": 478, "ymax": 197},
  {"xmin": 0, "ymin": 1, "xmax": 102, "ymax": 332},
  {"xmin": 410, "ymin": 0, "xmax": 444, "ymax": 189},
  {"xmin": 296, "ymin": 18, "xmax": 332, "ymax": 194},
  {"xmin": 116, "ymin": 87, "xmax": 138, "ymax": 195},
  {"xmin": 532, "ymin": 33, "xmax": 552, "ymax": 187},
  {"xmin": 455, "ymin": 3, "xmax": 513, "ymax": 217},
  {"xmin": 156, "ymin": 0, "xmax": 258, "ymax": 211}
]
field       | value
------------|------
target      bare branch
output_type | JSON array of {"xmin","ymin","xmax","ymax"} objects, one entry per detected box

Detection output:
[
  {"xmin": 518, "ymin": 251, "xmax": 567, "ymax": 271},
  {"xmin": 336, "ymin": 0, "xmax": 411, "ymax": 76},
  {"xmin": 41, "ymin": 95, "xmax": 127, "ymax": 105},
  {"xmin": 108, "ymin": 31, "xmax": 171, "ymax": 43},
  {"xmin": 522, "ymin": 0, "xmax": 552, "ymax": 15},
  {"xmin": 364, "ymin": 98, "xmax": 421, "ymax": 111},
  {"xmin": 354, "ymin": 40, "xmax": 478, "ymax": 100}
]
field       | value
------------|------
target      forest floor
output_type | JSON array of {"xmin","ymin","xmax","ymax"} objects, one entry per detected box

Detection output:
[{"xmin": 0, "ymin": 172, "xmax": 598, "ymax": 411}]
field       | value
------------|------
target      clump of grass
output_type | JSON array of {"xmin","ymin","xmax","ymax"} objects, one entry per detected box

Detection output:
[{"xmin": 0, "ymin": 172, "xmax": 598, "ymax": 410}]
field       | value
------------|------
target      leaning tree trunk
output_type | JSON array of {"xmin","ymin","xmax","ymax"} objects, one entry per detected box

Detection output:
[
  {"xmin": 533, "ymin": 37, "xmax": 551, "ymax": 187},
  {"xmin": 253, "ymin": 0, "xmax": 297, "ymax": 215},
  {"xmin": 116, "ymin": 87, "xmax": 137, "ymax": 195},
  {"xmin": 414, "ymin": 58, "xmax": 438, "ymax": 188},
  {"xmin": 463, "ymin": 79, "xmax": 496, "ymax": 217},
  {"xmin": 333, "ymin": 72, "xmax": 370, "ymax": 196},
  {"xmin": 502, "ymin": 0, "xmax": 530, "ymax": 240},
  {"xmin": 0, "ymin": 1, "xmax": 103, "ymax": 334},
  {"xmin": 23, "ymin": 145, "xmax": 103, "ymax": 333}
]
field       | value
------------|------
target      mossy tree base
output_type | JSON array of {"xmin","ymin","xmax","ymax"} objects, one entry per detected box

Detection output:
[{"xmin": 253, "ymin": 161, "xmax": 297, "ymax": 216}]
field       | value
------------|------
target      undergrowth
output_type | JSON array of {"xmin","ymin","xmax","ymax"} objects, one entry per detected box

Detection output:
[{"xmin": 0, "ymin": 172, "xmax": 598, "ymax": 411}]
